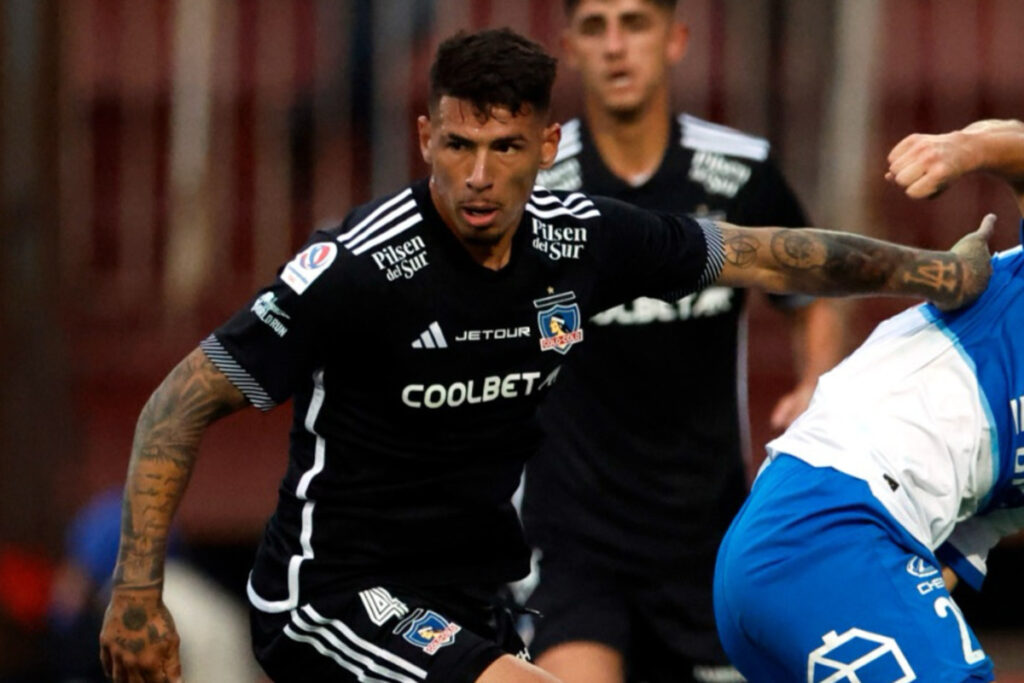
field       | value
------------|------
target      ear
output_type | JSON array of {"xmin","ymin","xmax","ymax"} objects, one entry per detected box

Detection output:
[
  {"xmin": 666, "ymin": 20, "xmax": 689, "ymax": 65},
  {"xmin": 539, "ymin": 122, "xmax": 562, "ymax": 170},
  {"xmin": 417, "ymin": 115, "xmax": 433, "ymax": 165}
]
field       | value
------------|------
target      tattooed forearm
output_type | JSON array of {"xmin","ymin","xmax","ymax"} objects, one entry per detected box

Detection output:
[
  {"xmin": 718, "ymin": 219, "xmax": 989, "ymax": 309},
  {"xmin": 113, "ymin": 347, "xmax": 247, "ymax": 590},
  {"xmin": 724, "ymin": 234, "xmax": 760, "ymax": 268},
  {"xmin": 767, "ymin": 229, "xmax": 966, "ymax": 302},
  {"xmin": 901, "ymin": 258, "xmax": 963, "ymax": 298}
]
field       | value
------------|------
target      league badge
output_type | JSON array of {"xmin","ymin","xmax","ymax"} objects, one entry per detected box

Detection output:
[
  {"xmin": 534, "ymin": 291, "xmax": 584, "ymax": 355},
  {"xmin": 399, "ymin": 609, "xmax": 461, "ymax": 655},
  {"xmin": 282, "ymin": 242, "xmax": 337, "ymax": 294}
]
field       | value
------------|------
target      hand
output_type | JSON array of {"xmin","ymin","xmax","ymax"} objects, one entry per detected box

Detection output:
[
  {"xmin": 99, "ymin": 588, "xmax": 182, "ymax": 682},
  {"xmin": 935, "ymin": 213, "xmax": 996, "ymax": 311},
  {"xmin": 941, "ymin": 565, "xmax": 959, "ymax": 593},
  {"xmin": 769, "ymin": 382, "xmax": 816, "ymax": 431},
  {"xmin": 886, "ymin": 129, "xmax": 977, "ymax": 199}
]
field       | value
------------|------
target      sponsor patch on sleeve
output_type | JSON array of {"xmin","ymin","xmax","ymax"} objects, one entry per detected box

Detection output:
[{"xmin": 281, "ymin": 242, "xmax": 338, "ymax": 294}]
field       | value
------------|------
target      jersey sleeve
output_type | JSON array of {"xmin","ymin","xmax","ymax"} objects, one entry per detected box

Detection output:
[
  {"xmin": 589, "ymin": 195, "xmax": 725, "ymax": 310},
  {"xmin": 935, "ymin": 508, "xmax": 1024, "ymax": 590},
  {"xmin": 200, "ymin": 231, "xmax": 348, "ymax": 411}
]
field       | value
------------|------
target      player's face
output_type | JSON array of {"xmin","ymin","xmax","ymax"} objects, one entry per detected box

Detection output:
[
  {"xmin": 418, "ymin": 96, "xmax": 560, "ymax": 253},
  {"xmin": 564, "ymin": 0, "xmax": 688, "ymax": 117}
]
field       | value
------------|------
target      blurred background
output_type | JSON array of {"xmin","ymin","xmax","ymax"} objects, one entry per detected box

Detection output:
[{"xmin": 1, "ymin": 0, "xmax": 1022, "ymax": 679}]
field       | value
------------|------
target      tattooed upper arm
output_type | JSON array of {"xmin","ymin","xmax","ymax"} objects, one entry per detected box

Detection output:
[{"xmin": 131, "ymin": 348, "xmax": 249, "ymax": 467}]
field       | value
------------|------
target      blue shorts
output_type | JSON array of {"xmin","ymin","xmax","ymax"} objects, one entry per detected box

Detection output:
[{"xmin": 713, "ymin": 455, "xmax": 994, "ymax": 682}]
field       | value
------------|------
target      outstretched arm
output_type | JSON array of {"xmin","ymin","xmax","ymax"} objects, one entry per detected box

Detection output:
[
  {"xmin": 713, "ymin": 214, "xmax": 995, "ymax": 312},
  {"xmin": 887, "ymin": 119, "xmax": 1024, "ymax": 215},
  {"xmin": 99, "ymin": 347, "xmax": 247, "ymax": 683}
]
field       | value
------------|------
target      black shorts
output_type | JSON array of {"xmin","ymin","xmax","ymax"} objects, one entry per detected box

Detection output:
[
  {"xmin": 525, "ymin": 542, "xmax": 743, "ymax": 683},
  {"xmin": 251, "ymin": 583, "xmax": 528, "ymax": 683}
]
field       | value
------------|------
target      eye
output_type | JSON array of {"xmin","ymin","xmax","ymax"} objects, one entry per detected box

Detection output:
[
  {"xmin": 494, "ymin": 141, "xmax": 524, "ymax": 154},
  {"xmin": 446, "ymin": 138, "xmax": 468, "ymax": 150},
  {"xmin": 577, "ymin": 16, "xmax": 605, "ymax": 36}
]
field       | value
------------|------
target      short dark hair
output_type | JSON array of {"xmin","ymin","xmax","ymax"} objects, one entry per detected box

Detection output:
[
  {"xmin": 564, "ymin": 0, "xmax": 678, "ymax": 15},
  {"xmin": 429, "ymin": 28, "xmax": 557, "ymax": 117}
]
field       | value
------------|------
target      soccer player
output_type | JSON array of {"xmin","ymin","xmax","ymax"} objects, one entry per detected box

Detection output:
[
  {"xmin": 98, "ymin": 28, "xmax": 994, "ymax": 683},
  {"xmin": 714, "ymin": 119, "xmax": 1024, "ymax": 682},
  {"xmin": 521, "ymin": 1, "xmax": 840, "ymax": 680}
]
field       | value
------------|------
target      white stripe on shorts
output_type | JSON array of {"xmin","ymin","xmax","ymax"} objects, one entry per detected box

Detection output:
[
  {"xmin": 283, "ymin": 625, "xmax": 393, "ymax": 683},
  {"xmin": 302, "ymin": 605, "xmax": 427, "ymax": 679},
  {"xmin": 288, "ymin": 610, "xmax": 422, "ymax": 683}
]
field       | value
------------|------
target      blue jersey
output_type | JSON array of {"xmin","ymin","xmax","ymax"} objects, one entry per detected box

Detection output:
[
  {"xmin": 714, "ymin": 230, "xmax": 1023, "ymax": 683},
  {"xmin": 767, "ymin": 234, "xmax": 1024, "ymax": 590},
  {"xmin": 928, "ymin": 239, "xmax": 1024, "ymax": 588}
]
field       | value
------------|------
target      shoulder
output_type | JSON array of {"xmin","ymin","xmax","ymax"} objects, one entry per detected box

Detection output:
[
  {"xmin": 527, "ymin": 185, "xmax": 604, "ymax": 222},
  {"xmin": 677, "ymin": 113, "xmax": 771, "ymax": 162},
  {"xmin": 676, "ymin": 113, "xmax": 801, "ymax": 207},
  {"xmin": 537, "ymin": 118, "xmax": 585, "ymax": 191},
  {"xmin": 525, "ymin": 187, "xmax": 607, "ymax": 261},
  {"xmin": 332, "ymin": 185, "xmax": 425, "ymax": 257},
  {"xmin": 283, "ymin": 184, "xmax": 430, "ymax": 293}
]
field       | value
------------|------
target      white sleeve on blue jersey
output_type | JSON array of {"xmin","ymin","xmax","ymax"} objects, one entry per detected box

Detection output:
[{"xmin": 939, "ymin": 508, "xmax": 1024, "ymax": 589}]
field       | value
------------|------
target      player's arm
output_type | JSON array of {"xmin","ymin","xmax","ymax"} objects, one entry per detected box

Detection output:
[
  {"xmin": 99, "ymin": 347, "xmax": 248, "ymax": 683},
  {"xmin": 887, "ymin": 119, "xmax": 1024, "ymax": 215},
  {"xmin": 712, "ymin": 214, "xmax": 995, "ymax": 311}
]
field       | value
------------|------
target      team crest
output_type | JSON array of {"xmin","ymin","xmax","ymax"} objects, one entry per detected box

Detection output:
[
  {"xmin": 534, "ymin": 291, "xmax": 584, "ymax": 355},
  {"xmin": 400, "ymin": 609, "xmax": 461, "ymax": 655}
]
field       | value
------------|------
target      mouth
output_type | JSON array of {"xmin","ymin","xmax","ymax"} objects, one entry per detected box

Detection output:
[
  {"xmin": 607, "ymin": 69, "xmax": 633, "ymax": 89},
  {"xmin": 460, "ymin": 203, "xmax": 500, "ymax": 228}
]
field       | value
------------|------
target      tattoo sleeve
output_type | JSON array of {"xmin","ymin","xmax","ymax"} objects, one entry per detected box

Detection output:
[
  {"xmin": 719, "ymin": 224, "xmax": 976, "ymax": 308},
  {"xmin": 113, "ymin": 347, "xmax": 247, "ymax": 590}
]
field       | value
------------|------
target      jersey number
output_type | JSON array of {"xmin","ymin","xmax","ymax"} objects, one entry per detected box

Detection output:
[{"xmin": 933, "ymin": 597, "xmax": 986, "ymax": 664}]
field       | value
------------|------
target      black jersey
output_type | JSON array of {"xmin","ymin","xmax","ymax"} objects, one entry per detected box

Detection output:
[
  {"xmin": 201, "ymin": 178, "xmax": 721, "ymax": 615},
  {"xmin": 522, "ymin": 114, "xmax": 808, "ymax": 571}
]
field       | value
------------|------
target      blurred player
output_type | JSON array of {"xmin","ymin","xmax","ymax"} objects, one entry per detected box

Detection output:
[
  {"xmin": 714, "ymin": 119, "xmax": 1024, "ymax": 682},
  {"xmin": 522, "ymin": 1, "xmax": 840, "ymax": 681},
  {"xmin": 98, "ymin": 27, "xmax": 994, "ymax": 683}
]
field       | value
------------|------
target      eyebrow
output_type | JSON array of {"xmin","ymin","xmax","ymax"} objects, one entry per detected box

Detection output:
[
  {"xmin": 445, "ymin": 132, "xmax": 528, "ymax": 146},
  {"xmin": 577, "ymin": 9, "xmax": 649, "ymax": 27}
]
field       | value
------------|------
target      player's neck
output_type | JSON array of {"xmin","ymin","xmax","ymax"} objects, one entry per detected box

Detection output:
[{"xmin": 585, "ymin": 89, "xmax": 671, "ymax": 186}]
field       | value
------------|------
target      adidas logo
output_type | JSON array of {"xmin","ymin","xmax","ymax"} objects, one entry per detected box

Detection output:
[{"xmin": 411, "ymin": 321, "xmax": 447, "ymax": 349}]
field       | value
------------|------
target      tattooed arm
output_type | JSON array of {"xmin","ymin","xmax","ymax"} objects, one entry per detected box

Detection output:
[
  {"xmin": 99, "ymin": 347, "xmax": 248, "ymax": 683},
  {"xmin": 713, "ymin": 214, "xmax": 996, "ymax": 311}
]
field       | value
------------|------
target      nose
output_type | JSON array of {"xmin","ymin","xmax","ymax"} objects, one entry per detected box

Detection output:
[
  {"xmin": 603, "ymin": 22, "xmax": 626, "ymax": 57},
  {"xmin": 466, "ymin": 150, "xmax": 493, "ymax": 191}
]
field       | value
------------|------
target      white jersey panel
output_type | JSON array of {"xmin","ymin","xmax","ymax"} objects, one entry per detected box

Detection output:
[{"xmin": 766, "ymin": 305, "xmax": 994, "ymax": 551}]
